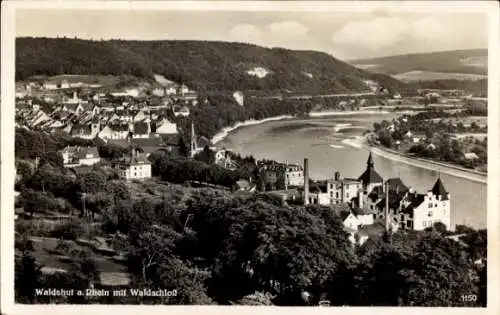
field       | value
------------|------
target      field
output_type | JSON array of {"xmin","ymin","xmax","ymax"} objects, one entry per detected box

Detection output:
[{"xmin": 393, "ymin": 71, "xmax": 487, "ymax": 82}]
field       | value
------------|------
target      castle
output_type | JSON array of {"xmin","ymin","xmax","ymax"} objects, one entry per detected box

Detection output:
[{"xmin": 302, "ymin": 152, "xmax": 451, "ymax": 233}]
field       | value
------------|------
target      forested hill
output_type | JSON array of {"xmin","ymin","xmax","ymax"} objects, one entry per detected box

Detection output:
[
  {"xmin": 351, "ymin": 49, "xmax": 488, "ymax": 76},
  {"xmin": 16, "ymin": 37, "xmax": 413, "ymax": 95}
]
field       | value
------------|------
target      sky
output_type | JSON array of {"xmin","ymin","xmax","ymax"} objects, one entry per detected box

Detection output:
[{"xmin": 15, "ymin": 8, "xmax": 488, "ymax": 60}]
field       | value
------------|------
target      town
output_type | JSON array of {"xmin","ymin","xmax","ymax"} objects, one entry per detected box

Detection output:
[{"xmin": 13, "ymin": 74, "xmax": 486, "ymax": 307}]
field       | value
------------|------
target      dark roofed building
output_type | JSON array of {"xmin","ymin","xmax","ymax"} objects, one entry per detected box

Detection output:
[
  {"xmin": 358, "ymin": 152, "xmax": 384, "ymax": 191},
  {"xmin": 402, "ymin": 192, "xmax": 426, "ymax": 214},
  {"xmin": 431, "ymin": 177, "xmax": 449, "ymax": 201},
  {"xmin": 131, "ymin": 137, "xmax": 165, "ymax": 157},
  {"xmin": 386, "ymin": 177, "xmax": 409, "ymax": 193},
  {"xmin": 132, "ymin": 121, "xmax": 150, "ymax": 137}
]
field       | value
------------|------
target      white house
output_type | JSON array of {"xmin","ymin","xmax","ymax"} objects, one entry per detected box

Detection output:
[
  {"xmin": 285, "ymin": 163, "xmax": 304, "ymax": 187},
  {"xmin": 398, "ymin": 178, "xmax": 451, "ymax": 231},
  {"xmin": 155, "ymin": 118, "xmax": 178, "ymax": 135},
  {"xmin": 98, "ymin": 124, "xmax": 130, "ymax": 141},
  {"xmin": 61, "ymin": 146, "xmax": 101, "ymax": 167},
  {"xmin": 115, "ymin": 149, "xmax": 151, "ymax": 181}
]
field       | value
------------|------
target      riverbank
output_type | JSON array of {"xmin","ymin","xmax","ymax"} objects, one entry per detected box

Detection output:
[
  {"xmin": 211, "ymin": 110, "xmax": 395, "ymax": 144},
  {"xmin": 212, "ymin": 113, "xmax": 486, "ymax": 184},
  {"xmin": 342, "ymin": 134, "xmax": 487, "ymax": 184},
  {"xmin": 211, "ymin": 115, "xmax": 295, "ymax": 144}
]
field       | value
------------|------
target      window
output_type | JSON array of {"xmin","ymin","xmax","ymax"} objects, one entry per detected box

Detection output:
[
  {"xmin": 428, "ymin": 211, "xmax": 433, "ymax": 217},
  {"xmin": 435, "ymin": 204, "xmax": 438, "ymax": 207},
  {"xmin": 336, "ymin": 192, "xmax": 339, "ymax": 198},
  {"xmin": 346, "ymin": 193, "xmax": 349, "ymax": 198},
  {"xmin": 400, "ymin": 214, "xmax": 404, "ymax": 221},
  {"xmin": 428, "ymin": 203, "xmax": 433, "ymax": 208}
]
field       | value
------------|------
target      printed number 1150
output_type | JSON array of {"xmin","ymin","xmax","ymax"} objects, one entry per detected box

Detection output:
[{"xmin": 461, "ymin": 295, "xmax": 478, "ymax": 303}]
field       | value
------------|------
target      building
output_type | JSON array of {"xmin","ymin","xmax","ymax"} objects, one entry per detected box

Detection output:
[
  {"xmin": 358, "ymin": 152, "xmax": 384, "ymax": 196},
  {"xmin": 70, "ymin": 120, "xmax": 101, "ymax": 140},
  {"xmin": 155, "ymin": 118, "xmax": 178, "ymax": 135},
  {"xmin": 173, "ymin": 105, "xmax": 190, "ymax": 117},
  {"xmin": 258, "ymin": 161, "xmax": 304, "ymax": 191},
  {"xmin": 398, "ymin": 178, "xmax": 451, "ymax": 231},
  {"xmin": 114, "ymin": 148, "xmax": 151, "ymax": 181},
  {"xmin": 98, "ymin": 124, "xmax": 130, "ymax": 141},
  {"xmin": 131, "ymin": 137, "xmax": 165, "ymax": 157},
  {"xmin": 131, "ymin": 121, "xmax": 151, "ymax": 139},
  {"xmin": 189, "ymin": 123, "xmax": 216, "ymax": 158},
  {"xmin": 215, "ymin": 149, "xmax": 239, "ymax": 170},
  {"xmin": 61, "ymin": 146, "xmax": 101, "ymax": 167},
  {"xmin": 328, "ymin": 171, "xmax": 362, "ymax": 204}
]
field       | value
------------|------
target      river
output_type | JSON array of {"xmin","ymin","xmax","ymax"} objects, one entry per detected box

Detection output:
[{"xmin": 217, "ymin": 113, "xmax": 487, "ymax": 230}]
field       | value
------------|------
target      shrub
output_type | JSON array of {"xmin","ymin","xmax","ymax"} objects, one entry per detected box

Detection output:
[{"xmin": 51, "ymin": 220, "xmax": 84, "ymax": 240}]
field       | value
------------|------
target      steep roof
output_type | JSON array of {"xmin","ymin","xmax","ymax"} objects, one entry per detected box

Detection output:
[
  {"xmin": 386, "ymin": 177, "xmax": 409, "ymax": 193},
  {"xmin": 330, "ymin": 203, "xmax": 352, "ymax": 221},
  {"xmin": 133, "ymin": 121, "xmax": 149, "ymax": 135},
  {"xmin": 375, "ymin": 190, "xmax": 406, "ymax": 211},
  {"xmin": 70, "ymin": 123, "xmax": 92, "ymax": 136},
  {"xmin": 431, "ymin": 177, "xmax": 449, "ymax": 200},
  {"xmin": 358, "ymin": 152, "xmax": 383, "ymax": 186},
  {"xmin": 402, "ymin": 192, "xmax": 426, "ymax": 214},
  {"xmin": 109, "ymin": 123, "xmax": 130, "ymax": 132}
]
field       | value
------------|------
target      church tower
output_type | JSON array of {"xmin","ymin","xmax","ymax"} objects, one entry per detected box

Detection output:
[{"xmin": 358, "ymin": 151, "xmax": 384, "ymax": 193}]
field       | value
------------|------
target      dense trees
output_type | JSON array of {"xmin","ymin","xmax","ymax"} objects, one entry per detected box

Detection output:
[
  {"xmin": 15, "ymin": 156, "xmax": 488, "ymax": 306},
  {"xmin": 16, "ymin": 37, "xmax": 412, "ymax": 95}
]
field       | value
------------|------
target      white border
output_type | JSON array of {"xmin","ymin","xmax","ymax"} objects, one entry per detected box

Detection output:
[{"xmin": 1, "ymin": 1, "xmax": 499, "ymax": 315}]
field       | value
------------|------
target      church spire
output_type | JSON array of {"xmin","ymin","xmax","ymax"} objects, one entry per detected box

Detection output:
[{"xmin": 367, "ymin": 151, "xmax": 374, "ymax": 169}]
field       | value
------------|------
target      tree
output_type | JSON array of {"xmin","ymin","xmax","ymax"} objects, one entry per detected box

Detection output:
[
  {"xmin": 195, "ymin": 145, "xmax": 215, "ymax": 164},
  {"xmin": 378, "ymin": 130, "xmax": 393, "ymax": 148},
  {"xmin": 178, "ymin": 136, "xmax": 190, "ymax": 158},
  {"xmin": 15, "ymin": 251, "xmax": 42, "ymax": 303},
  {"xmin": 39, "ymin": 151, "xmax": 64, "ymax": 168},
  {"xmin": 207, "ymin": 202, "xmax": 354, "ymax": 305}
]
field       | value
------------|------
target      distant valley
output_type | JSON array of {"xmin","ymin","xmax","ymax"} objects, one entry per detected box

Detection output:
[{"xmin": 350, "ymin": 49, "xmax": 487, "ymax": 82}]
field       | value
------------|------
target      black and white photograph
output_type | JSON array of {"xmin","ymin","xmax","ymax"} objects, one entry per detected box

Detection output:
[{"xmin": 1, "ymin": 1, "xmax": 499, "ymax": 313}]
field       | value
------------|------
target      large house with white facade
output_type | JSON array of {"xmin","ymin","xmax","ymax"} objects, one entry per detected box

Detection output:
[
  {"xmin": 61, "ymin": 146, "xmax": 101, "ymax": 168},
  {"xmin": 114, "ymin": 149, "xmax": 151, "ymax": 181},
  {"xmin": 304, "ymin": 152, "xmax": 452, "ymax": 235}
]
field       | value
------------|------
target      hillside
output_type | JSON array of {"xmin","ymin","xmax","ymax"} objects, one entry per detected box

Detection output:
[
  {"xmin": 16, "ymin": 37, "xmax": 413, "ymax": 95},
  {"xmin": 351, "ymin": 49, "xmax": 488, "ymax": 77}
]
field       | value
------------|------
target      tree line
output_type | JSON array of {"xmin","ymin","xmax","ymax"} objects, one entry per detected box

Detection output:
[{"xmin": 16, "ymin": 37, "xmax": 413, "ymax": 95}]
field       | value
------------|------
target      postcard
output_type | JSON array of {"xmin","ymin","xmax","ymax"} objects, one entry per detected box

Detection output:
[{"xmin": 1, "ymin": 1, "xmax": 499, "ymax": 314}]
